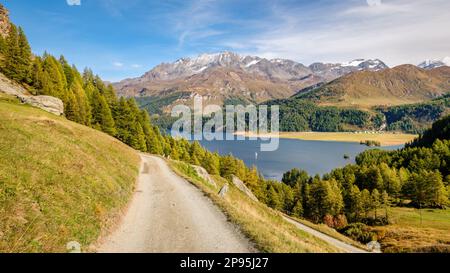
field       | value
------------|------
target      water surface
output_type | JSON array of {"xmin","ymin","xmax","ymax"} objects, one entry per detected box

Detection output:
[{"xmin": 197, "ymin": 137, "xmax": 402, "ymax": 181}]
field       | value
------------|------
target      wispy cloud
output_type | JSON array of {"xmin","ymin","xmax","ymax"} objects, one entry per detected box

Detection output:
[
  {"xmin": 66, "ymin": 0, "xmax": 81, "ymax": 6},
  {"xmin": 113, "ymin": 61, "xmax": 124, "ymax": 67},
  {"xmin": 233, "ymin": 0, "xmax": 449, "ymax": 65},
  {"xmin": 169, "ymin": 0, "xmax": 230, "ymax": 48}
]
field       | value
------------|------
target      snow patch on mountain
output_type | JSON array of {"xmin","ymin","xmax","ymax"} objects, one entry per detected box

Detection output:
[
  {"xmin": 245, "ymin": 59, "xmax": 261, "ymax": 67},
  {"xmin": 341, "ymin": 59, "xmax": 366, "ymax": 67},
  {"xmin": 418, "ymin": 57, "xmax": 450, "ymax": 69},
  {"xmin": 443, "ymin": 57, "xmax": 450, "ymax": 66}
]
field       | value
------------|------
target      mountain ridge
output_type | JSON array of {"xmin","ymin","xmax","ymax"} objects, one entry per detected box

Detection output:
[
  {"xmin": 114, "ymin": 52, "xmax": 389, "ymax": 111},
  {"xmin": 296, "ymin": 64, "xmax": 450, "ymax": 108}
]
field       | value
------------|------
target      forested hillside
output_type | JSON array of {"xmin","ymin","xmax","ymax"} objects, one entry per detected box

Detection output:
[
  {"xmin": 264, "ymin": 94, "xmax": 449, "ymax": 134},
  {"xmin": 266, "ymin": 98, "xmax": 381, "ymax": 132},
  {"xmin": 377, "ymin": 94, "xmax": 450, "ymax": 133},
  {"xmin": 264, "ymin": 115, "xmax": 450, "ymax": 251}
]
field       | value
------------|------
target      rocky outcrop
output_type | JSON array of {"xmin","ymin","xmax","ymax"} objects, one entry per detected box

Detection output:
[
  {"xmin": 0, "ymin": 72, "xmax": 28, "ymax": 96},
  {"xmin": 231, "ymin": 175, "xmax": 258, "ymax": 202},
  {"xmin": 218, "ymin": 184, "xmax": 229, "ymax": 198},
  {"xmin": 192, "ymin": 165, "xmax": 217, "ymax": 188},
  {"xmin": 0, "ymin": 3, "xmax": 10, "ymax": 38},
  {"xmin": 18, "ymin": 95, "xmax": 64, "ymax": 116},
  {"xmin": 0, "ymin": 72, "xmax": 64, "ymax": 116}
]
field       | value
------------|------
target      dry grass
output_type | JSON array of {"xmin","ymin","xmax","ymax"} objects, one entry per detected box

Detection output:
[
  {"xmin": 0, "ymin": 98, "xmax": 140, "ymax": 252},
  {"xmin": 371, "ymin": 207, "xmax": 450, "ymax": 253},
  {"xmin": 169, "ymin": 160, "xmax": 343, "ymax": 253},
  {"xmin": 236, "ymin": 131, "xmax": 417, "ymax": 146}
]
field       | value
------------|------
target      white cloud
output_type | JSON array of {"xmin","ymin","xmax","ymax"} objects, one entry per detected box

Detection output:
[
  {"xmin": 131, "ymin": 64, "xmax": 142, "ymax": 68},
  {"xmin": 221, "ymin": 0, "xmax": 450, "ymax": 66},
  {"xmin": 171, "ymin": 0, "xmax": 229, "ymax": 48},
  {"xmin": 367, "ymin": 0, "xmax": 382, "ymax": 7},
  {"xmin": 66, "ymin": 0, "xmax": 81, "ymax": 6},
  {"xmin": 113, "ymin": 62, "xmax": 124, "ymax": 67}
]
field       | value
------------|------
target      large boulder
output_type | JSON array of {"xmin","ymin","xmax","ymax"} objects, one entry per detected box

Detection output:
[
  {"xmin": 18, "ymin": 95, "xmax": 64, "ymax": 116},
  {"xmin": 218, "ymin": 184, "xmax": 229, "ymax": 198},
  {"xmin": 231, "ymin": 175, "xmax": 258, "ymax": 202},
  {"xmin": 0, "ymin": 72, "xmax": 64, "ymax": 116},
  {"xmin": 192, "ymin": 165, "xmax": 217, "ymax": 188}
]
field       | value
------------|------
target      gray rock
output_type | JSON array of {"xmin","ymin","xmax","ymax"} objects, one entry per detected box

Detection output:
[
  {"xmin": 66, "ymin": 241, "xmax": 82, "ymax": 253},
  {"xmin": 192, "ymin": 165, "xmax": 217, "ymax": 188},
  {"xmin": 0, "ymin": 72, "xmax": 28, "ymax": 96},
  {"xmin": 231, "ymin": 175, "xmax": 258, "ymax": 202},
  {"xmin": 19, "ymin": 95, "xmax": 64, "ymax": 116},
  {"xmin": 218, "ymin": 183, "xmax": 229, "ymax": 198},
  {"xmin": 366, "ymin": 241, "xmax": 381, "ymax": 253},
  {"xmin": 1, "ymin": 72, "xmax": 64, "ymax": 116}
]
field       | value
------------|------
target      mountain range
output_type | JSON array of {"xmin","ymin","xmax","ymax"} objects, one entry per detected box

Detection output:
[
  {"xmin": 297, "ymin": 64, "xmax": 450, "ymax": 108},
  {"xmin": 115, "ymin": 52, "xmax": 450, "ymax": 112},
  {"xmin": 114, "ymin": 52, "xmax": 389, "ymax": 111}
]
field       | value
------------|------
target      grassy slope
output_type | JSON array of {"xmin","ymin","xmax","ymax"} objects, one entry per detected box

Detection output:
[
  {"xmin": 0, "ymin": 95, "xmax": 140, "ymax": 252},
  {"xmin": 169, "ymin": 160, "xmax": 343, "ymax": 253},
  {"xmin": 300, "ymin": 65, "xmax": 450, "ymax": 109},
  {"xmin": 371, "ymin": 208, "xmax": 450, "ymax": 253}
]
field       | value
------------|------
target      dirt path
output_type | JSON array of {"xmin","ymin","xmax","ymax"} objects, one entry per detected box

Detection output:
[
  {"xmin": 97, "ymin": 154, "xmax": 253, "ymax": 253},
  {"xmin": 282, "ymin": 216, "xmax": 367, "ymax": 253}
]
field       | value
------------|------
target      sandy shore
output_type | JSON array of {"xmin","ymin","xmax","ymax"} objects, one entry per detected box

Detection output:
[{"xmin": 234, "ymin": 131, "xmax": 418, "ymax": 146}]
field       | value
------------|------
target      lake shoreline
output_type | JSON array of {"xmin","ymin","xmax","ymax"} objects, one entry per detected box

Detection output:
[{"xmin": 234, "ymin": 131, "xmax": 417, "ymax": 147}]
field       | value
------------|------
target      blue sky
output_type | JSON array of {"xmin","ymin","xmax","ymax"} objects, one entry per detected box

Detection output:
[{"xmin": 3, "ymin": 0, "xmax": 450, "ymax": 81}]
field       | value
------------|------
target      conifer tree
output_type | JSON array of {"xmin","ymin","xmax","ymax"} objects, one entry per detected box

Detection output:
[
  {"xmin": 202, "ymin": 152, "xmax": 220, "ymax": 175},
  {"xmin": 133, "ymin": 122, "xmax": 147, "ymax": 151},
  {"xmin": 244, "ymin": 167, "xmax": 261, "ymax": 196},
  {"xmin": 114, "ymin": 97, "xmax": 132, "ymax": 143},
  {"xmin": 267, "ymin": 185, "xmax": 282, "ymax": 210},
  {"xmin": 71, "ymin": 66, "xmax": 92, "ymax": 125},
  {"xmin": 91, "ymin": 89, "xmax": 116, "ymax": 135},
  {"xmin": 1, "ymin": 24, "xmax": 32, "ymax": 83},
  {"xmin": 169, "ymin": 141, "xmax": 180, "ymax": 160},
  {"xmin": 292, "ymin": 200, "xmax": 304, "ymax": 218},
  {"xmin": 371, "ymin": 189, "xmax": 381, "ymax": 218},
  {"xmin": 381, "ymin": 191, "xmax": 390, "ymax": 220},
  {"xmin": 148, "ymin": 126, "xmax": 164, "ymax": 155},
  {"xmin": 126, "ymin": 98, "xmax": 146, "ymax": 151},
  {"xmin": 348, "ymin": 185, "xmax": 362, "ymax": 221},
  {"xmin": 38, "ymin": 54, "xmax": 67, "ymax": 98},
  {"xmin": 138, "ymin": 110, "xmax": 162, "ymax": 154},
  {"xmin": 0, "ymin": 34, "xmax": 5, "ymax": 53},
  {"xmin": 17, "ymin": 27, "xmax": 32, "ymax": 83},
  {"xmin": 181, "ymin": 148, "xmax": 191, "ymax": 162},
  {"xmin": 64, "ymin": 91, "xmax": 80, "ymax": 122},
  {"xmin": 2, "ymin": 24, "xmax": 20, "ymax": 81},
  {"xmin": 360, "ymin": 189, "xmax": 371, "ymax": 218}
]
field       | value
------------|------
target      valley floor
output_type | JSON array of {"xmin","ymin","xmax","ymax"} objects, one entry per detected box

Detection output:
[
  {"xmin": 236, "ymin": 131, "xmax": 418, "ymax": 146},
  {"xmin": 371, "ymin": 207, "xmax": 450, "ymax": 252}
]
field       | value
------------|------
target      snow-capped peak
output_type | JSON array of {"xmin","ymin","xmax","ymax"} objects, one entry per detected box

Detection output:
[
  {"xmin": 341, "ymin": 59, "xmax": 366, "ymax": 67},
  {"xmin": 418, "ymin": 57, "xmax": 450, "ymax": 69},
  {"xmin": 338, "ymin": 59, "xmax": 387, "ymax": 71}
]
